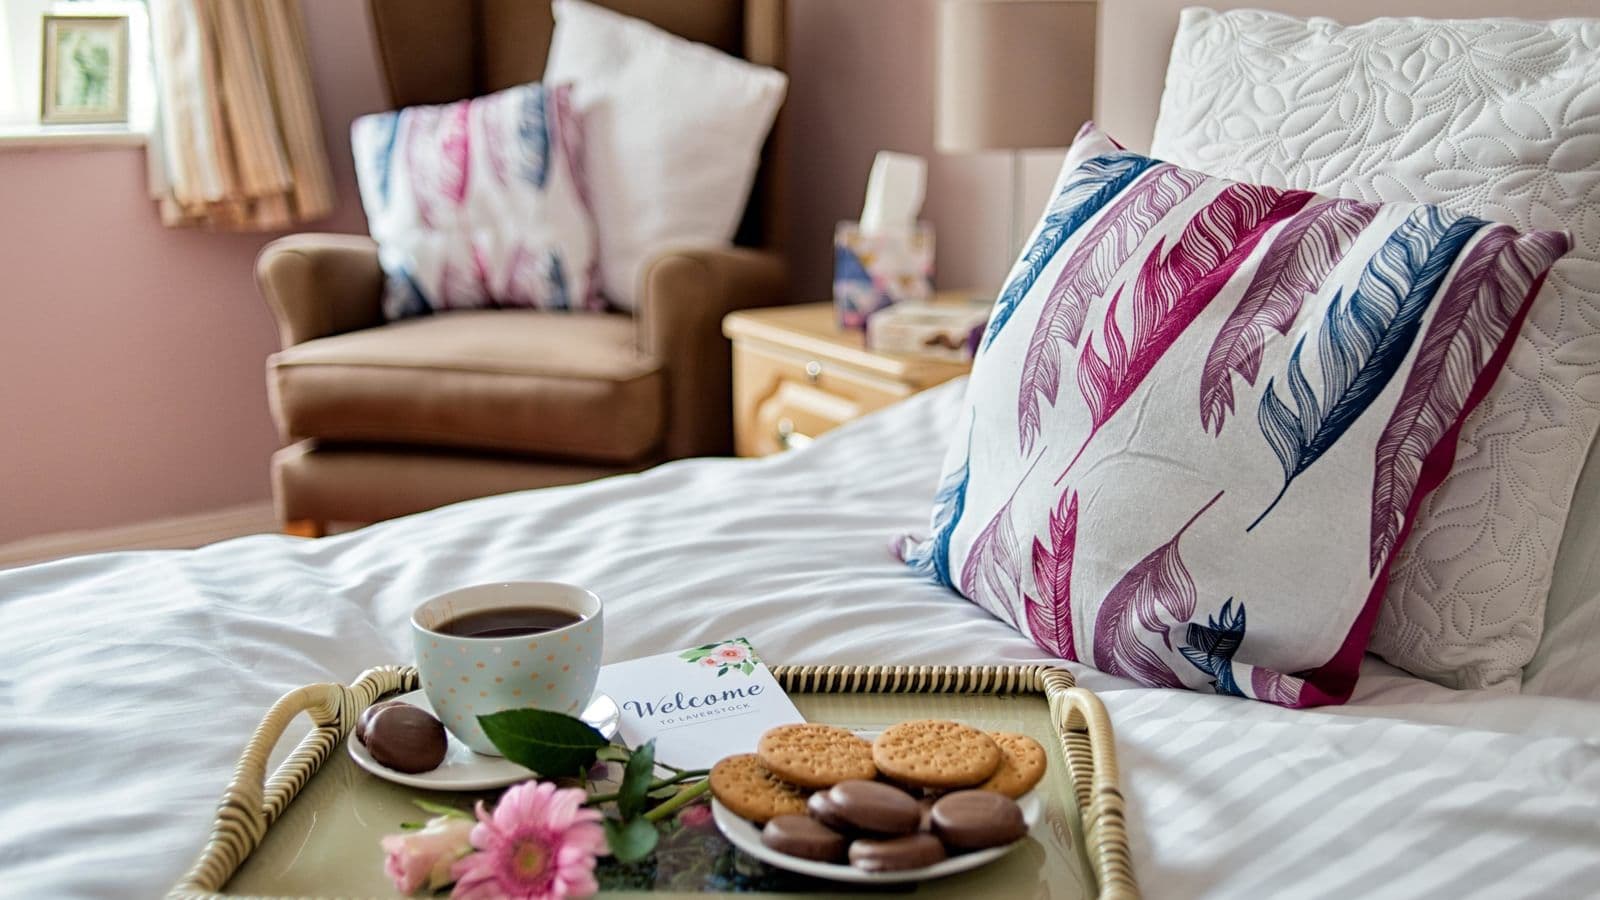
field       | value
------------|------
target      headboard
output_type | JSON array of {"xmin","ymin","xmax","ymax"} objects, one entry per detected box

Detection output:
[{"xmin": 1096, "ymin": 0, "xmax": 1599, "ymax": 152}]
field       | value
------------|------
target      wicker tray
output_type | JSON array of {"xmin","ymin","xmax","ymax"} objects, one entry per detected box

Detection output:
[{"xmin": 171, "ymin": 664, "xmax": 1136, "ymax": 899}]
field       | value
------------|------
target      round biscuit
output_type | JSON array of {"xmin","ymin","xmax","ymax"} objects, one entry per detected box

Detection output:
[
  {"xmin": 709, "ymin": 753, "xmax": 810, "ymax": 824},
  {"xmin": 976, "ymin": 731, "xmax": 1047, "ymax": 798},
  {"xmin": 872, "ymin": 719, "xmax": 1001, "ymax": 789},
  {"xmin": 757, "ymin": 723, "xmax": 877, "ymax": 789}
]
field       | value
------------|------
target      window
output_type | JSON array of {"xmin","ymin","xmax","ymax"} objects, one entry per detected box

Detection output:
[{"xmin": 0, "ymin": 0, "xmax": 153, "ymax": 142}]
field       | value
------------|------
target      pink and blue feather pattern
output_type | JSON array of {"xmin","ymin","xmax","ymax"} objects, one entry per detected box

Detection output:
[
  {"xmin": 1366, "ymin": 226, "xmax": 1569, "ymax": 570},
  {"xmin": 1017, "ymin": 164, "xmax": 1207, "ymax": 454},
  {"xmin": 902, "ymin": 423, "xmax": 973, "ymax": 590},
  {"xmin": 404, "ymin": 102, "xmax": 471, "ymax": 229},
  {"xmin": 1058, "ymin": 183, "xmax": 1314, "ymax": 479},
  {"xmin": 518, "ymin": 85, "xmax": 552, "ymax": 189},
  {"xmin": 1251, "ymin": 206, "xmax": 1486, "ymax": 529},
  {"xmin": 1197, "ymin": 198, "xmax": 1381, "ymax": 436},
  {"xmin": 364, "ymin": 111, "xmax": 402, "ymax": 208},
  {"xmin": 959, "ymin": 457, "xmax": 1045, "ymax": 630},
  {"xmin": 482, "ymin": 85, "xmax": 553, "ymax": 191},
  {"xmin": 1179, "ymin": 598, "xmax": 1246, "ymax": 696},
  {"xmin": 1024, "ymin": 490, "xmax": 1078, "ymax": 660},
  {"xmin": 354, "ymin": 81, "xmax": 597, "ymax": 319},
  {"xmin": 1092, "ymin": 491, "xmax": 1222, "ymax": 688},
  {"xmin": 1177, "ymin": 600, "xmax": 1310, "ymax": 703},
  {"xmin": 982, "ymin": 152, "xmax": 1158, "ymax": 349}
]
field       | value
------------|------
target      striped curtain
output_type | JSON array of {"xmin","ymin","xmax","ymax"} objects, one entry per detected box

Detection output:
[{"xmin": 146, "ymin": 0, "xmax": 334, "ymax": 230}]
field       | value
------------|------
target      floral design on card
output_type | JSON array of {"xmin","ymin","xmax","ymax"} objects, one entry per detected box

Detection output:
[{"xmin": 680, "ymin": 638, "xmax": 760, "ymax": 677}]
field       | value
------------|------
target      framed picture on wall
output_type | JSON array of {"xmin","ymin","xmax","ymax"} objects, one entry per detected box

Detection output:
[{"xmin": 40, "ymin": 14, "xmax": 130, "ymax": 125}]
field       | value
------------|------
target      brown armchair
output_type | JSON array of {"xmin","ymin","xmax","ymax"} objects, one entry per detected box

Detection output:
[{"xmin": 258, "ymin": 0, "xmax": 788, "ymax": 535}]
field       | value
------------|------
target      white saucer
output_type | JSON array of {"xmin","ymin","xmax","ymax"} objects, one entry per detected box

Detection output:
[
  {"xmin": 348, "ymin": 688, "xmax": 620, "ymax": 790},
  {"xmin": 712, "ymin": 789, "xmax": 1041, "ymax": 884}
]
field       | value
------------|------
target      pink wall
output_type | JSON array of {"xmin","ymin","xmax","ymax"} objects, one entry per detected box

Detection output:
[
  {"xmin": 0, "ymin": 0, "xmax": 1067, "ymax": 545},
  {"xmin": 0, "ymin": 0, "xmax": 386, "ymax": 544}
]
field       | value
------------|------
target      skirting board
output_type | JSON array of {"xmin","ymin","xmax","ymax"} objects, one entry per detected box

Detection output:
[{"xmin": 0, "ymin": 501, "xmax": 278, "ymax": 571}]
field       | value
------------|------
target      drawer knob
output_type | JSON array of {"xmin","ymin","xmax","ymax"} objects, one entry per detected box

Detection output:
[{"xmin": 804, "ymin": 360, "xmax": 823, "ymax": 383}]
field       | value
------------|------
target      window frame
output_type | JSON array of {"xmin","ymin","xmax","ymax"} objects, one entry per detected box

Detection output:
[{"xmin": 0, "ymin": 0, "xmax": 153, "ymax": 149}]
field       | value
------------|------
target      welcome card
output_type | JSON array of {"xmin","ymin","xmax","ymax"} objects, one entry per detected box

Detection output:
[{"xmin": 595, "ymin": 638, "xmax": 804, "ymax": 769}]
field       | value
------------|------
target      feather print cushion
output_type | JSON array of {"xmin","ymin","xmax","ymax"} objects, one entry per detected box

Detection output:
[
  {"xmin": 899, "ymin": 124, "xmax": 1570, "ymax": 706},
  {"xmin": 351, "ymin": 82, "xmax": 601, "ymax": 320}
]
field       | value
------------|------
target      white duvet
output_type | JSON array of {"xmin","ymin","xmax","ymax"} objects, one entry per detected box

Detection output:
[{"xmin": 2, "ymin": 381, "xmax": 1597, "ymax": 899}]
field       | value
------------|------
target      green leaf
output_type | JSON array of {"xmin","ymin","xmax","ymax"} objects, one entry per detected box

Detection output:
[
  {"xmin": 595, "ymin": 745, "xmax": 630, "ymax": 763},
  {"xmin": 604, "ymin": 817, "xmax": 659, "ymax": 863},
  {"xmin": 740, "ymin": 661, "xmax": 755, "ymax": 675},
  {"xmin": 412, "ymin": 799, "xmax": 471, "ymax": 820},
  {"xmin": 717, "ymin": 667, "xmax": 729, "ymax": 677},
  {"xmin": 477, "ymin": 708, "xmax": 608, "ymax": 778},
  {"xmin": 646, "ymin": 784, "xmax": 681, "ymax": 799},
  {"xmin": 617, "ymin": 739, "xmax": 656, "ymax": 820}
]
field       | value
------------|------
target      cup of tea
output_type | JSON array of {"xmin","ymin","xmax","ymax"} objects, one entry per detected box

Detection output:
[{"xmin": 412, "ymin": 581, "xmax": 604, "ymax": 755}]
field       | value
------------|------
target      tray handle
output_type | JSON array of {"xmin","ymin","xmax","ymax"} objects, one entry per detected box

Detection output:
[
  {"xmin": 171, "ymin": 665, "xmax": 417, "ymax": 896},
  {"xmin": 1047, "ymin": 673, "xmax": 1136, "ymax": 900}
]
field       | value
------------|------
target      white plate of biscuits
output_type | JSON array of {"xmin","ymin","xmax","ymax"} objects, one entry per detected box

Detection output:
[{"xmin": 709, "ymin": 720, "xmax": 1047, "ymax": 884}]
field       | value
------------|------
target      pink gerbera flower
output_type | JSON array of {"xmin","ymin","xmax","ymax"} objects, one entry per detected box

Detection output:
[{"xmin": 451, "ymin": 781, "xmax": 607, "ymax": 900}]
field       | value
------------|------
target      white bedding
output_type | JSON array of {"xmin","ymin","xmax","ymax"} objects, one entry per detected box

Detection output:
[{"xmin": 2, "ymin": 381, "xmax": 1598, "ymax": 898}]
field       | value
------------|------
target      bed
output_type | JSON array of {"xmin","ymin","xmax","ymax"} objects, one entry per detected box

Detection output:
[
  {"xmin": 5, "ymin": 381, "xmax": 1598, "ymax": 897},
  {"xmin": 5, "ymin": 1, "xmax": 1600, "ymax": 897}
]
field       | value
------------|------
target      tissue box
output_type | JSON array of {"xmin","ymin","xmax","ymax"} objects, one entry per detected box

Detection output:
[
  {"xmin": 867, "ymin": 302, "xmax": 990, "ymax": 362},
  {"xmin": 832, "ymin": 221, "xmax": 934, "ymax": 330}
]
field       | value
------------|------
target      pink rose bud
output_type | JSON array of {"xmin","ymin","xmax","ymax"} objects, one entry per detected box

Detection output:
[
  {"xmin": 381, "ymin": 815, "xmax": 474, "ymax": 894},
  {"xmin": 678, "ymin": 803, "xmax": 714, "ymax": 830}
]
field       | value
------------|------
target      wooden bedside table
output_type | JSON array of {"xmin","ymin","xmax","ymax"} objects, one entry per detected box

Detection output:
[{"xmin": 722, "ymin": 301, "xmax": 975, "ymax": 457}]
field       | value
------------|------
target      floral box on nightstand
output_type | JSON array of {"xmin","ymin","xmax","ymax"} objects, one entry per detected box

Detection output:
[{"xmin": 866, "ymin": 301, "xmax": 991, "ymax": 363}]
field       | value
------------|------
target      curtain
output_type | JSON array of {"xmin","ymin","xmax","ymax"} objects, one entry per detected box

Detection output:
[{"xmin": 146, "ymin": 0, "xmax": 334, "ymax": 230}]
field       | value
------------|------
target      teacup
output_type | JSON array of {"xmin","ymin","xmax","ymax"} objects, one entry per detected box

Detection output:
[{"xmin": 412, "ymin": 581, "xmax": 604, "ymax": 755}]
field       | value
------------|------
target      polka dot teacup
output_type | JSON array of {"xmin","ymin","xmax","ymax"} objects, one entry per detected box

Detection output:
[{"xmin": 412, "ymin": 582, "xmax": 604, "ymax": 755}]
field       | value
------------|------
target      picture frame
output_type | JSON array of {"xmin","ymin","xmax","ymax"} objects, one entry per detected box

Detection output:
[{"xmin": 40, "ymin": 14, "xmax": 130, "ymax": 125}]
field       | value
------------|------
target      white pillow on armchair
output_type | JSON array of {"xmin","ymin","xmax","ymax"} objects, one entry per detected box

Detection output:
[{"xmin": 544, "ymin": 0, "xmax": 788, "ymax": 309}]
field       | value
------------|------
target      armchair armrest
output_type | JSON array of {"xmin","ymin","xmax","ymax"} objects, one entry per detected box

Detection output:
[
  {"xmin": 256, "ymin": 233, "xmax": 386, "ymax": 348},
  {"xmin": 638, "ymin": 245, "xmax": 788, "ymax": 459}
]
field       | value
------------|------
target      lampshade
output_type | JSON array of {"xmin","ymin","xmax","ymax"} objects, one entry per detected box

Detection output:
[{"xmin": 935, "ymin": 0, "xmax": 1097, "ymax": 153}]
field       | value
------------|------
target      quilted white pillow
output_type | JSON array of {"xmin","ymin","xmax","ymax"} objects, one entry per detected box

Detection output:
[
  {"xmin": 544, "ymin": 0, "xmax": 788, "ymax": 309},
  {"xmin": 1151, "ymin": 8, "xmax": 1600, "ymax": 691}
]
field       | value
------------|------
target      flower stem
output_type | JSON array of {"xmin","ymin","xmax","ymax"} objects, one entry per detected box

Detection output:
[
  {"xmin": 584, "ymin": 769, "xmax": 708, "ymax": 806},
  {"xmin": 644, "ymin": 779, "xmax": 710, "ymax": 822}
]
